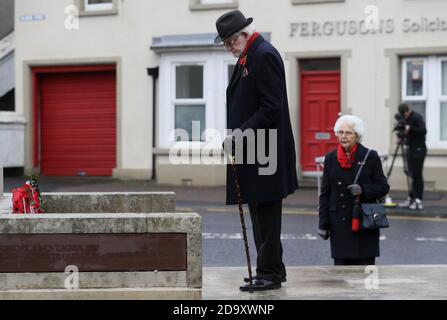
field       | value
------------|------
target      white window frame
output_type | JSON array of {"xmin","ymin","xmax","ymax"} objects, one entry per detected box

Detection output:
[
  {"xmin": 402, "ymin": 56, "xmax": 447, "ymax": 149},
  {"xmin": 84, "ymin": 0, "xmax": 114, "ymax": 11},
  {"xmin": 437, "ymin": 57, "xmax": 447, "ymax": 145},
  {"xmin": 402, "ymin": 57, "xmax": 428, "ymax": 101},
  {"xmin": 158, "ymin": 51, "xmax": 236, "ymax": 150}
]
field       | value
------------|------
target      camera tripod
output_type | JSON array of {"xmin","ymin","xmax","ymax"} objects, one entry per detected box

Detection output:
[{"xmin": 384, "ymin": 136, "xmax": 413, "ymax": 206}]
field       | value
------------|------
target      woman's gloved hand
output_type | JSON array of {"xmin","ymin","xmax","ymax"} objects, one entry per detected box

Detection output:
[
  {"xmin": 347, "ymin": 184, "xmax": 362, "ymax": 197},
  {"xmin": 318, "ymin": 229, "xmax": 330, "ymax": 240}
]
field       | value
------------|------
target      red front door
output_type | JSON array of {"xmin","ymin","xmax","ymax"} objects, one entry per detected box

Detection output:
[{"xmin": 300, "ymin": 70, "xmax": 340, "ymax": 172}]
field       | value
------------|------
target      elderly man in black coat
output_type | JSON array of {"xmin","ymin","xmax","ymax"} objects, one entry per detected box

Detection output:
[
  {"xmin": 216, "ymin": 10, "xmax": 298, "ymax": 291},
  {"xmin": 318, "ymin": 115, "xmax": 390, "ymax": 265}
]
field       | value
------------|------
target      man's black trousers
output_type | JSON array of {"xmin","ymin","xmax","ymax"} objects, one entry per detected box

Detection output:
[
  {"xmin": 248, "ymin": 199, "xmax": 286, "ymax": 283},
  {"xmin": 407, "ymin": 147, "xmax": 426, "ymax": 200}
]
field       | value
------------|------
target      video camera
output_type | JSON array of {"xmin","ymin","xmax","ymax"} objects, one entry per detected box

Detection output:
[{"xmin": 393, "ymin": 113, "xmax": 407, "ymax": 139}]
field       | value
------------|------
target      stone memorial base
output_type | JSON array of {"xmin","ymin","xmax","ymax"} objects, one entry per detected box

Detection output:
[{"xmin": 0, "ymin": 193, "xmax": 202, "ymax": 300}]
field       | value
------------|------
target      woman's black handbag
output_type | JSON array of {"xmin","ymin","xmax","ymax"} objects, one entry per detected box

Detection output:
[
  {"xmin": 360, "ymin": 203, "xmax": 389, "ymax": 229},
  {"xmin": 354, "ymin": 149, "xmax": 390, "ymax": 230}
]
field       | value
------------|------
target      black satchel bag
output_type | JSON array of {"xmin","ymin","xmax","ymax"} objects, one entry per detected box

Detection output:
[
  {"xmin": 360, "ymin": 203, "xmax": 389, "ymax": 230},
  {"xmin": 354, "ymin": 149, "xmax": 390, "ymax": 230}
]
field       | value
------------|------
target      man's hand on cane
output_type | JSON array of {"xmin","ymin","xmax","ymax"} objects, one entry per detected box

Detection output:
[{"xmin": 222, "ymin": 135, "xmax": 236, "ymax": 157}]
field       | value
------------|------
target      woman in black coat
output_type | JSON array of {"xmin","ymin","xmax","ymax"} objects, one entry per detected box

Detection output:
[{"xmin": 318, "ymin": 115, "xmax": 390, "ymax": 265}]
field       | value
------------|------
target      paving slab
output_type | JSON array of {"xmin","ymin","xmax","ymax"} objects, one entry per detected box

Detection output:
[{"xmin": 203, "ymin": 265, "xmax": 447, "ymax": 300}]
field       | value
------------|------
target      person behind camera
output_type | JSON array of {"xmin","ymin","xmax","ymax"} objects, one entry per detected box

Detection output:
[
  {"xmin": 397, "ymin": 103, "xmax": 427, "ymax": 210},
  {"xmin": 318, "ymin": 115, "xmax": 390, "ymax": 266}
]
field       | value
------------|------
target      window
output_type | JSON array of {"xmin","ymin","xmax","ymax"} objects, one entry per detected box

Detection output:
[
  {"xmin": 190, "ymin": 0, "xmax": 238, "ymax": 11},
  {"xmin": 227, "ymin": 64, "xmax": 236, "ymax": 86},
  {"xmin": 442, "ymin": 60, "xmax": 447, "ymax": 96},
  {"xmin": 441, "ymin": 102, "xmax": 447, "ymax": 141},
  {"xmin": 158, "ymin": 51, "xmax": 236, "ymax": 149},
  {"xmin": 404, "ymin": 59, "xmax": 426, "ymax": 98},
  {"xmin": 85, "ymin": 0, "xmax": 114, "ymax": 11},
  {"xmin": 77, "ymin": 0, "xmax": 117, "ymax": 16},
  {"xmin": 174, "ymin": 65, "xmax": 206, "ymax": 141},
  {"xmin": 402, "ymin": 58, "xmax": 427, "ymax": 120},
  {"xmin": 402, "ymin": 56, "xmax": 447, "ymax": 148},
  {"xmin": 441, "ymin": 59, "xmax": 447, "ymax": 141},
  {"xmin": 224, "ymin": 62, "xmax": 236, "ymax": 126},
  {"xmin": 0, "ymin": 89, "xmax": 14, "ymax": 112},
  {"xmin": 402, "ymin": 58, "xmax": 427, "ymax": 100},
  {"xmin": 300, "ymin": 58, "xmax": 340, "ymax": 71}
]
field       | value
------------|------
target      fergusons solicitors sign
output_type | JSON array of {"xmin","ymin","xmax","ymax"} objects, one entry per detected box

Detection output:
[{"xmin": 290, "ymin": 17, "xmax": 447, "ymax": 37}]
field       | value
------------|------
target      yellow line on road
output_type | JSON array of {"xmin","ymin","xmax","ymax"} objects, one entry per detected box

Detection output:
[
  {"xmin": 176, "ymin": 207, "xmax": 195, "ymax": 212},
  {"xmin": 387, "ymin": 215, "xmax": 447, "ymax": 223},
  {"xmin": 205, "ymin": 207, "xmax": 234, "ymax": 213}
]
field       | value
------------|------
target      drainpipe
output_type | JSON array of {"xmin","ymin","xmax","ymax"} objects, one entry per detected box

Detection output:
[{"xmin": 147, "ymin": 67, "xmax": 159, "ymax": 181}]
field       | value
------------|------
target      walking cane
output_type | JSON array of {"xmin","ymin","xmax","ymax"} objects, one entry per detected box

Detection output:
[{"xmin": 228, "ymin": 154, "xmax": 254, "ymax": 292}]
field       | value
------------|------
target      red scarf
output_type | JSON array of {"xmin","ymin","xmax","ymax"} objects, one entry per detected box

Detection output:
[
  {"xmin": 239, "ymin": 32, "xmax": 260, "ymax": 67},
  {"xmin": 337, "ymin": 143, "xmax": 358, "ymax": 169}
]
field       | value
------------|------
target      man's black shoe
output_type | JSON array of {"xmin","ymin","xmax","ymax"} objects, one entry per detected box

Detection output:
[
  {"xmin": 243, "ymin": 276, "xmax": 286, "ymax": 283},
  {"xmin": 239, "ymin": 279, "xmax": 281, "ymax": 292}
]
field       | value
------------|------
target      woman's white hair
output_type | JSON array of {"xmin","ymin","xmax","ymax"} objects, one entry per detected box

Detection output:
[{"xmin": 333, "ymin": 115, "xmax": 364, "ymax": 142}]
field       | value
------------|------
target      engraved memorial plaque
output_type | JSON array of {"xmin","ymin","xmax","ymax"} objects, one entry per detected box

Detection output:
[{"xmin": 0, "ymin": 233, "xmax": 187, "ymax": 273}]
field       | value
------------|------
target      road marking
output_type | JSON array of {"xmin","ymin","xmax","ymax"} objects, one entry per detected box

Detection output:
[
  {"xmin": 202, "ymin": 232, "xmax": 318, "ymax": 240},
  {"xmin": 202, "ymin": 233, "xmax": 243, "ymax": 240},
  {"xmin": 187, "ymin": 206, "xmax": 447, "ymax": 222},
  {"xmin": 202, "ymin": 232, "xmax": 446, "ymax": 243},
  {"xmin": 415, "ymin": 237, "xmax": 447, "ymax": 242},
  {"xmin": 281, "ymin": 234, "xmax": 318, "ymax": 240}
]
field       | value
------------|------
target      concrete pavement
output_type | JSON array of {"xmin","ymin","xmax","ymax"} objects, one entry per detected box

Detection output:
[{"xmin": 203, "ymin": 265, "xmax": 447, "ymax": 300}]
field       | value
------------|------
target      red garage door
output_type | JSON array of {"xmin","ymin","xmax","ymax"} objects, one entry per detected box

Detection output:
[{"xmin": 37, "ymin": 67, "xmax": 116, "ymax": 176}]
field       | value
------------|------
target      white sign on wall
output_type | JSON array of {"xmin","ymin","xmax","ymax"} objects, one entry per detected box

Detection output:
[{"xmin": 19, "ymin": 15, "xmax": 46, "ymax": 22}]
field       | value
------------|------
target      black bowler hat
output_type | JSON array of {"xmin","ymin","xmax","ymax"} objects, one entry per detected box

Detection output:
[{"xmin": 214, "ymin": 10, "xmax": 253, "ymax": 44}]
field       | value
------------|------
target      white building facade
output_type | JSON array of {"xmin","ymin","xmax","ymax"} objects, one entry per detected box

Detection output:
[{"xmin": 11, "ymin": 0, "xmax": 447, "ymax": 190}]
